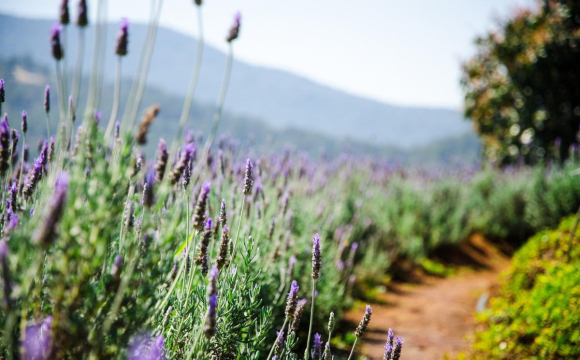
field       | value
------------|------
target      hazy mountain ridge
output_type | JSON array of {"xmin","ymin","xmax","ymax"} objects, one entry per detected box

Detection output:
[
  {"xmin": 0, "ymin": 56, "xmax": 480, "ymax": 165},
  {"xmin": 0, "ymin": 13, "xmax": 471, "ymax": 148}
]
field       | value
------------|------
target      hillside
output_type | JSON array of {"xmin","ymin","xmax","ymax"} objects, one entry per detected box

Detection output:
[{"xmin": 0, "ymin": 13, "xmax": 471, "ymax": 148}]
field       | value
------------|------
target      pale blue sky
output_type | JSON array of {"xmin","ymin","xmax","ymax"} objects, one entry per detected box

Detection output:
[{"xmin": 1, "ymin": 0, "xmax": 536, "ymax": 109}]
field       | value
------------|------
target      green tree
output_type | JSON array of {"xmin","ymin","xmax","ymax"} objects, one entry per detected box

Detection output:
[{"xmin": 462, "ymin": 0, "xmax": 580, "ymax": 165}]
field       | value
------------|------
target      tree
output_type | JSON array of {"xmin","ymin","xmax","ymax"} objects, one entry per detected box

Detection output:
[{"xmin": 462, "ymin": 0, "xmax": 580, "ymax": 166}]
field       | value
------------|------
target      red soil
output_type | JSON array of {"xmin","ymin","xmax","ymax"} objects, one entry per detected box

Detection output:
[{"xmin": 345, "ymin": 235, "xmax": 509, "ymax": 360}]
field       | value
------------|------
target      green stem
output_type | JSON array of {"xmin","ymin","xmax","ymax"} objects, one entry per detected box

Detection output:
[
  {"xmin": 45, "ymin": 112, "xmax": 51, "ymax": 139},
  {"xmin": 71, "ymin": 28, "xmax": 85, "ymax": 110},
  {"xmin": 347, "ymin": 337, "xmax": 359, "ymax": 360},
  {"xmin": 55, "ymin": 61, "xmax": 66, "ymax": 131},
  {"xmin": 105, "ymin": 57, "xmax": 122, "ymax": 142},
  {"xmin": 188, "ymin": 43, "xmax": 233, "ymax": 187},
  {"xmin": 304, "ymin": 279, "xmax": 318, "ymax": 360},
  {"xmin": 171, "ymin": 5, "xmax": 204, "ymax": 157},
  {"xmin": 229, "ymin": 195, "xmax": 246, "ymax": 264},
  {"xmin": 267, "ymin": 318, "xmax": 288, "ymax": 360}
]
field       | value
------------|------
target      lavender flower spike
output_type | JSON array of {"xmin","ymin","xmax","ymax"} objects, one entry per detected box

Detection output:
[
  {"xmin": 204, "ymin": 293, "xmax": 218, "ymax": 338},
  {"xmin": 219, "ymin": 199, "xmax": 227, "ymax": 227},
  {"xmin": 142, "ymin": 170, "xmax": 156, "ymax": 209},
  {"xmin": 60, "ymin": 0, "xmax": 70, "ymax": 25},
  {"xmin": 387, "ymin": 328, "xmax": 394, "ymax": 347},
  {"xmin": 274, "ymin": 331, "xmax": 285, "ymax": 356},
  {"xmin": 24, "ymin": 316, "xmax": 53, "ymax": 360},
  {"xmin": 0, "ymin": 118, "xmax": 9, "ymax": 176},
  {"xmin": 50, "ymin": 24, "xmax": 64, "ymax": 61},
  {"xmin": 193, "ymin": 181, "xmax": 211, "ymax": 230},
  {"xmin": 355, "ymin": 305, "xmax": 373, "ymax": 337},
  {"xmin": 128, "ymin": 334, "xmax": 166, "ymax": 360},
  {"xmin": 0, "ymin": 240, "xmax": 12, "ymax": 308},
  {"xmin": 216, "ymin": 225, "xmax": 230, "ymax": 270},
  {"xmin": 285, "ymin": 280, "xmax": 299, "ymax": 319},
  {"xmin": 290, "ymin": 299, "xmax": 307, "ymax": 333},
  {"xmin": 115, "ymin": 18, "xmax": 129, "ymax": 56},
  {"xmin": 243, "ymin": 158, "xmax": 253, "ymax": 195},
  {"xmin": 207, "ymin": 265, "xmax": 218, "ymax": 301},
  {"xmin": 383, "ymin": 343, "xmax": 393, "ymax": 360},
  {"xmin": 392, "ymin": 336, "xmax": 404, "ymax": 360},
  {"xmin": 312, "ymin": 333, "xmax": 322, "ymax": 360},
  {"xmin": 155, "ymin": 139, "xmax": 169, "ymax": 182},
  {"xmin": 44, "ymin": 85, "xmax": 50, "ymax": 114},
  {"xmin": 34, "ymin": 172, "xmax": 69, "ymax": 247},
  {"xmin": 312, "ymin": 234, "xmax": 321, "ymax": 280},
  {"xmin": 21, "ymin": 110, "xmax": 28, "ymax": 134},
  {"xmin": 226, "ymin": 12, "xmax": 241, "ymax": 43},
  {"xmin": 322, "ymin": 342, "xmax": 332, "ymax": 360},
  {"xmin": 77, "ymin": 0, "xmax": 88, "ymax": 27},
  {"xmin": 169, "ymin": 143, "xmax": 194, "ymax": 185},
  {"xmin": 195, "ymin": 218, "xmax": 213, "ymax": 275},
  {"xmin": 0, "ymin": 79, "xmax": 5, "ymax": 104}
]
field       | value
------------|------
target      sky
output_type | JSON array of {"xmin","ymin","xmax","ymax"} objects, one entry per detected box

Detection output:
[{"xmin": 1, "ymin": 0, "xmax": 536, "ymax": 110}]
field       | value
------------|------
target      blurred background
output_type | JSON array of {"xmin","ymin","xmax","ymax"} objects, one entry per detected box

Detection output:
[{"xmin": 0, "ymin": 0, "xmax": 567, "ymax": 167}]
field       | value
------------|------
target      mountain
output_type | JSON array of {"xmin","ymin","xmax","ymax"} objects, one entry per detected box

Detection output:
[
  {"xmin": 0, "ymin": 56, "xmax": 479, "ymax": 165},
  {"xmin": 0, "ymin": 13, "xmax": 471, "ymax": 148}
]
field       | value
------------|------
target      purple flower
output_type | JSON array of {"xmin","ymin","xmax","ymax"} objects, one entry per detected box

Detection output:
[
  {"xmin": 312, "ymin": 333, "xmax": 322, "ymax": 360},
  {"xmin": 355, "ymin": 305, "xmax": 373, "ymax": 337},
  {"xmin": 50, "ymin": 24, "xmax": 64, "ymax": 61},
  {"xmin": 216, "ymin": 225, "xmax": 230, "ymax": 270},
  {"xmin": 169, "ymin": 143, "xmax": 195, "ymax": 185},
  {"xmin": 290, "ymin": 299, "xmax": 307, "ymax": 333},
  {"xmin": 285, "ymin": 280, "xmax": 299, "ymax": 319},
  {"xmin": 59, "ymin": 0, "xmax": 70, "ymax": 25},
  {"xmin": 77, "ymin": 0, "xmax": 88, "ymax": 27},
  {"xmin": 193, "ymin": 181, "xmax": 211, "ymax": 230},
  {"xmin": 23, "ymin": 155, "xmax": 45, "ymax": 197},
  {"xmin": 21, "ymin": 110, "xmax": 28, "ymax": 134},
  {"xmin": 204, "ymin": 293, "xmax": 218, "ymax": 338},
  {"xmin": 44, "ymin": 85, "xmax": 50, "ymax": 113},
  {"xmin": 0, "ymin": 118, "xmax": 10, "ymax": 175},
  {"xmin": 24, "ymin": 316, "xmax": 53, "ymax": 360},
  {"xmin": 6, "ymin": 213, "xmax": 18, "ymax": 231},
  {"xmin": 34, "ymin": 173, "xmax": 69, "ymax": 247},
  {"xmin": 383, "ymin": 343, "xmax": 393, "ymax": 360},
  {"xmin": 392, "ymin": 336, "xmax": 404, "ymax": 360},
  {"xmin": 207, "ymin": 264, "xmax": 218, "ymax": 300},
  {"xmin": 115, "ymin": 18, "xmax": 129, "ymax": 56},
  {"xmin": 155, "ymin": 139, "xmax": 169, "ymax": 182},
  {"xmin": 0, "ymin": 79, "xmax": 5, "ymax": 103},
  {"xmin": 196, "ymin": 218, "xmax": 213, "ymax": 275},
  {"xmin": 243, "ymin": 158, "xmax": 253, "ymax": 195},
  {"xmin": 274, "ymin": 330, "xmax": 285, "ymax": 356},
  {"xmin": 219, "ymin": 199, "xmax": 227, "ymax": 227},
  {"xmin": 226, "ymin": 12, "xmax": 241, "ymax": 43},
  {"xmin": 142, "ymin": 170, "xmax": 156, "ymax": 209},
  {"xmin": 312, "ymin": 234, "xmax": 321, "ymax": 280},
  {"xmin": 387, "ymin": 328, "xmax": 394, "ymax": 347},
  {"xmin": 128, "ymin": 334, "xmax": 166, "ymax": 360},
  {"xmin": 94, "ymin": 110, "xmax": 102, "ymax": 125}
]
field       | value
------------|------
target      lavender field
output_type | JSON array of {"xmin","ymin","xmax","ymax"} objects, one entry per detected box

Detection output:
[{"xmin": 0, "ymin": 1, "xmax": 579, "ymax": 359}]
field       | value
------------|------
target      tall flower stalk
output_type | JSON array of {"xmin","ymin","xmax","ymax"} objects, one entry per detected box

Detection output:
[
  {"xmin": 71, "ymin": 0, "xmax": 88, "ymax": 111},
  {"xmin": 305, "ymin": 234, "xmax": 321, "ymax": 360},
  {"xmin": 171, "ymin": 2, "xmax": 205, "ymax": 156},
  {"xmin": 105, "ymin": 18, "xmax": 129, "ymax": 142}
]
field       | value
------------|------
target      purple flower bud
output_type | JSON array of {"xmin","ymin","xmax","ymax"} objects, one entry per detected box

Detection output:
[
  {"xmin": 77, "ymin": 0, "xmax": 88, "ymax": 27},
  {"xmin": 207, "ymin": 265, "xmax": 218, "ymax": 300},
  {"xmin": 383, "ymin": 343, "xmax": 393, "ymax": 360},
  {"xmin": 219, "ymin": 199, "xmax": 227, "ymax": 227},
  {"xmin": 285, "ymin": 280, "xmax": 299, "ymax": 319},
  {"xmin": 155, "ymin": 139, "xmax": 169, "ymax": 182},
  {"xmin": 312, "ymin": 333, "xmax": 322, "ymax": 360},
  {"xmin": 274, "ymin": 331, "xmax": 285, "ymax": 356},
  {"xmin": 0, "ymin": 79, "xmax": 5, "ymax": 103},
  {"xmin": 392, "ymin": 336, "xmax": 404, "ymax": 360},
  {"xmin": 226, "ymin": 12, "xmax": 241, "ymax": 43},
  {"xmin": 216, "ymin": 225, "xmax": 230, "ymax": 270},
  {"xmin": 193, "ymin": 181, "xmax": 211, "ymax": 230},
  {"xmin": 169, "ymin": 143, "xmax": 194, "ymax": 185},
  {"xmin": 0, "ymin": 118, "xmax": 10, "ymax": 175},
  {"xmin": 23, "ymin": 155, "xmax": 45, "ymax": 197},
  {"xmin": 387, "ymin": 328, "xmax": 394, "ymax": 347},
  {"xmin": 50, "ymin": 24, "xmax": 64, "ymax": 61},
  {"xmin": 355, "ymin": 305, "xmax": 373, "ymax": 337},
  {"xmin": 60, "ymin": 0, "xmax": 70, "ymax": 25},
  {"xmin": 290, "ymin": 299, "xmax": 307, "ymax": 333},
  {"xmin": 243, "ymin": 158, "xmax": 253, "ymax": 195},
  {"xmin": 323, "ymin": 342, "xmax": 331, "ymax": 360},
  {"xmin": 204, "ymin": 293, "xmax": 218, "ymax": 338},
  {"xmin": 34, "ymin": 172, "xmax": 69, "ymax": 247},
  {"xmin": 142, "ymin": 170, "xmax": 156, "ymax": 209},
  {"xmin": 94, "ymin": 110, "xmax": 101, "ymax": 125},
  {"xmin": 328, "ymin": 312, "xmax": 335, "ymax": 333},
  {"xmin": 196, "ymin": 218, "xmax": 213, "ymax": 275},
  {"xmin": 115, "ymin": 18, "xmax": 129, "ymax": 56},
  {"xmin": 21, "ymin": 110, "xmax": 27, "ymax": 133},
  {"xmin": 44, "ymin": 85, "xmax": 50, "ymax": 113},
  {"xmin": 312, "ymin": 234, "xmax": 321, "ymax": 280}
]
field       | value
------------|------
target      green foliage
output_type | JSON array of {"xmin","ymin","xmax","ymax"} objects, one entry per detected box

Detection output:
[
  {"xmin": 465, "ymin": 216, "xmax": 580, "ymax": 359},
  {"xmin": 462, "ymin": 1, "xmax": 580, "ymax": 165}
]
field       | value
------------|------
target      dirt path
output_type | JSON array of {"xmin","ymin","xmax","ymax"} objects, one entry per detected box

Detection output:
[{"xmin": 345, "ymin": 235, "xmax": 509, "ymax": 360}]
